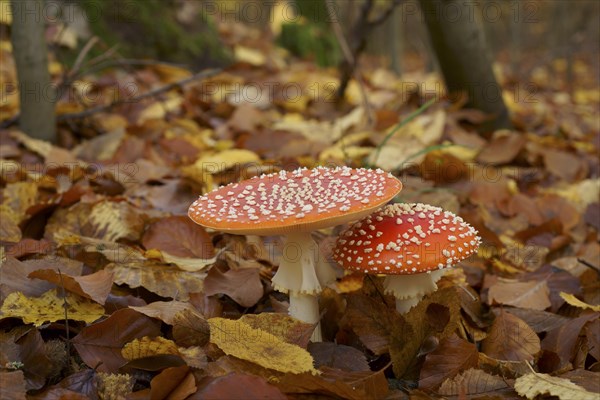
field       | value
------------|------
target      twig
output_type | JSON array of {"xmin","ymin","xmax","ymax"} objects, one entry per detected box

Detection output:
[
  {"xmin": 71, "ymin": 36, "xmax": 100, "ymax": 78},
  {"xmin": 55, "ymin": 37, "xmax": 101, "ymax": 109},
  {"xmin": 56, "ymin": 68, "xmax": 221, "ymax": 121},
  {"xmin": 578, "ymin": 258, "xmax": 600, "ymax": 273},
  {"xmin": 58, "ymin": 269, "xmax": 71, "ymax": 357},
  {"xmin": 334, "ymin": 0, "xmax": 403, "ymax": 101},
  {"xmin": 325, "ymin": 0, "xmax": 375, "ymax": 128}
]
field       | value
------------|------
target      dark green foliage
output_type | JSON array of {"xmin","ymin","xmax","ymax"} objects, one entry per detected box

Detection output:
[
  {"xmin": 277, "ymin": 0, "xmax": 340, "ymax": 67},
  {"xmin": 79, "ymin": 0, "xmax": 229, "ymax": 68}
]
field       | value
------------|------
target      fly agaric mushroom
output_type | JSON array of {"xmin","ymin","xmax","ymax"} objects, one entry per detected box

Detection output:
[
  {"xmin": 188, "ymin": 166, "xmax": 402, "ymax": 341},
  {"xmin": 333, "ymin": 203, "xmax": 480, "ymax": 313}
]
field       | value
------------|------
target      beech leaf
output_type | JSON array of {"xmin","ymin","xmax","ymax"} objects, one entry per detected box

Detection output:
[
  {"xmin": 204, "ymin": 267, "xmax": 264, "ymax": 307},
  {"xmin": 481, "ymin": 310, "xmax": 540, "ymax": 362},
  {"xmin": 1, "ymin": 289, "xmax": 104, "ymax": 327},
  {"xmin": 208, "ymin": 317, "xmax": 318, "ymax": 375},
  {"xmin": 28, "ymin": 269, "xmax": 113, "ymax": 305},
  {"xmin": 438, "ymin": 368, "xmax": 509, "ymax": 396},
  {"xmin": 559, "ymin": 292, "xmax": 600, "ymax": 312},
  {"xmin": 129, "ymin": 301, "xmax": 196, "ymax": 325},
  {"xmin": 72, "ymin": 309, "xmax": 161, "ymax": 372},
  {"xmin": 514, "ymin": 371, "xmax": 595, "ymax": 400},
  {"xmin": 419, "ymin": 335, "xmax": 479, "ymax": 390}
]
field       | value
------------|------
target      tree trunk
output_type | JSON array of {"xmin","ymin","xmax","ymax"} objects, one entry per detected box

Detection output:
[
  {"xmin": 10, "ymin": 0, "xmax": 56, "ymax": 142},
  {"xmin": 419, "ymin": 0, "xmax": 512, "ymax": 133}
]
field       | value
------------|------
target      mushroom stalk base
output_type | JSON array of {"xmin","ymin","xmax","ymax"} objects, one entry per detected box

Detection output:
[
  {"xmin": 384, "ymin": 269, "xmax": 446, "ymax": 314},
  {"xmin": 289, "ymin": 293, "xmax": 321, "ymax": 342},
  {"xmin": 271, "ymin": 232, "xmax": 336, "ymax": 342}
]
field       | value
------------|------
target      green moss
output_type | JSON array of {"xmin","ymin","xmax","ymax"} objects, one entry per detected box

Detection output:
[
  {"xmin": 277, "ymin": 0, "xmax": 340, "ymax": 67},
  {"xmin": 278, "ymin": 20, "xmax": 340, "ymax": 67},
  {"xmin": 78, "ymin": 0, "xmax": 229, "ymax": 68}
]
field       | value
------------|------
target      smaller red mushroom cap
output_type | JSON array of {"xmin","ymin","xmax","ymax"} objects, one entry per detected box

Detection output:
[{"xmin": 333, "ymin": 203, "xmax": 480, "ymax": 274}]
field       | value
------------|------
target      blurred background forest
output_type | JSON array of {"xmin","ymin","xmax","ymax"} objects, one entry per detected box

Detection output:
[{"xmin": 1, "ymin": 0, "xmax": 599, "ymax": 144}]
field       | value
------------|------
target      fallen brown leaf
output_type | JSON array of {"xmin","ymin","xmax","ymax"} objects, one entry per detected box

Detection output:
[
  {"xmin": 308, "ymin": 342, "xmax": 370, "ymax": 372},
  {"xmin": 477, "ymin": 130, "xmax": 526, "ymax": 165},
  {"xmin": 343, "ymin": 292, "xmax": 405, "ymax": 355},
  {"xmin": 129, "ymin": 301, "xmax": 196, "ymax": 325},
  {"xmin": 437, "ymin": 368, "xmax": 511, "ymax": 397},
  {"xmin": 192, "ymin": 373, "xmax": 286, "ymax": 400},
  {"xmin": 488, "ymin": 279, "xmax": 551, "ymax": 310},
  {"xmin": 172, "ymin": 308, "xmax": 211, "ymax": 347},
  {"xmin": 16, "ymin": 329, "xmax": 55, "ymax": 390},
  {"xmin": 503, "ymin": 307, "xmax": 570, "ymax": 333},
  {"xmin": 419, "ymin": 335, "xmax": 478, "ymax": 390},
  {"xmin": 481, "ymin": 310, "xmax": 540, "ymax": 362},
  {"xmin": 149, "ymin": 365, "xmax": 196, "ymax": 400},
  {"xmin": 28, "ymin": 269, "xmax": 113, "ymax": 305},
  {"xmin": 541, "ymin": 313, "xmax": 598, "ymax": 371},
  {"xmin": 0, "ymin": 370, "xmax": 26, "ymax": 400},
  {"xmin": 203, "ymin": 266, "xmax": 263, "ymax": 308},
  {"xmin": 0, "ymin": 256, "xmax": 82, "ymax": 301},
  {"xmin": 106, "ymin": 260, "xmax": 206, "ymax": 301},
  {"xmin": 72, "ymin": 309, "xmax": 161, "ymax": 373},
  {"xmin": 142, "ymin": 215, "xmax": 215, "ymax": 259}
]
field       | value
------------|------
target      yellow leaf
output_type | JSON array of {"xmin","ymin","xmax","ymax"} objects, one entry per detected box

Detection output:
[
  {"xmin": 190, "ymin": 149, "xmax": 261, "ymax": 176},
  {"xmin": 1, "ymin": 289, "xmax": 104, "ymax": 327},
  {"xmin": 541, "ymin": 179, "xmax": 600, "ymax": 212},
  {"xmin": 2, "ymin": 181, "xmax": 38, "ymax": 221},
  {"xmin": 559, "ymin": 292, "xmax": 600, "ymax": 312},
  {"xmin": 319, "ymin": 131, "xmax": 374, "ymax": 163},
  {"xmin": 137, "ymin": 97, "xmax": 183, "ymax": 124},
  {"xmin": 208, "ymin": 317, "xmax": 318, "ymax": 375},
  {"xmin": 234, "ymin": 46, "xmax": 266, "ymax": 66},
  {"xmin": 162, "ymin": 252, "xmax": 217, "ymax": 272},
  {"xmin": 440, "ymin": 143, "xmax": 478, "ymax": 162},
  {"xmin": 152, "ymin": 64, "xmax": 192, "ymax": 83},
  {"xmin": 122, "ymin": 336, "xmax": 179, "ymax": 360},
  {"xmin": 144, "ymin": 248, "xmax": 163, "ymax": 260},
  {"xmin": 514, "ymin": 371, "xmax": 595, "ymax": 400},
  {"xmin": 492, "ymin": 259, "xmax": 521, "ymax": 274},
  {"xmin": 88, "ymin": 201, "xmax": 145, "ymax": 242},
  {"xmin": 177, "ymin": 346, "xmax": 207, "ymax": 369}
]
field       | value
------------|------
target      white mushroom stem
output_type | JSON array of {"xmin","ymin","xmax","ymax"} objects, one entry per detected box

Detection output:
[
  {"xmin": 383, "ymin": 269, "xmax": 446, "ymax": 314},
  {"xmin": 271, "ymin": 232, "xmax": 336, "ymax": 342}
]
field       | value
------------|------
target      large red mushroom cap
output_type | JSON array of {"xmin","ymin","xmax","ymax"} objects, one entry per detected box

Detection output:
[
  {"xmin": 188, "ymin": 166, "xmax": 402, "ymax": 235},
  {"xmin": 333, "ymin": 203, "xmax": 480, "ymax": 275}
]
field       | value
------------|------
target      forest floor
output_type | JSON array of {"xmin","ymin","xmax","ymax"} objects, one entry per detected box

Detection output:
[{"xmin": 0, "ymin": 16, "xmax": 599, "ymax": 400}]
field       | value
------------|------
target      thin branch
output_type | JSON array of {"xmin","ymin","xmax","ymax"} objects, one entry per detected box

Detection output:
[
  {"xmin": 333, "ymin": 0, "xmax": 403, "ymax": 102},
  {"xmin": 79, "ymin": 58, "xmax": 188, "ymax": 77},
  {"xmin": 56, "ymin": 68, "xmax": 221, "ymax": 121},
  {"xmin": 578, "ymin": 258, "xmax": 600, "ymax": 273},
  {"xmin": 326, "ymin": 0, "xmax": 375, "ymax": 127},
  {"xmin": 71, "ymin": 36, "xmax": 100, "ymax": 77}
]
